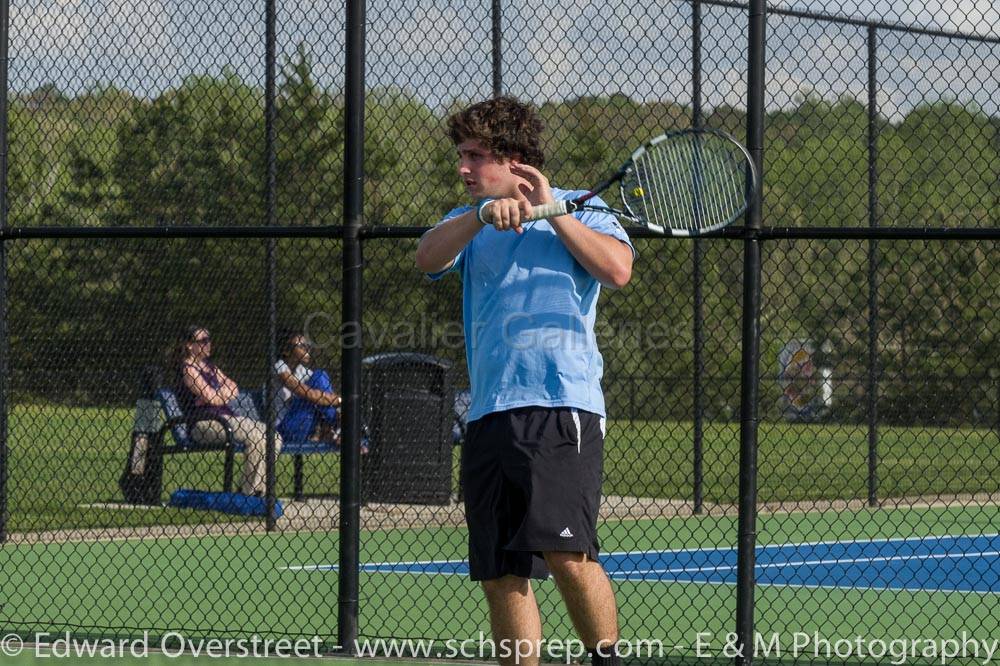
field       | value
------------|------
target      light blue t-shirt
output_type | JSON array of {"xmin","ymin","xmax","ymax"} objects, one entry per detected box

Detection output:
[{"xmin": 427, "ymin": 188, "xmax": 635, "ymax": 422}]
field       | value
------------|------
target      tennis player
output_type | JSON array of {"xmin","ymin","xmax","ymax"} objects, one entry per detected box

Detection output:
[{"xmin": 415, "ymin": 97, "xmax": 634, "ymax": 666}]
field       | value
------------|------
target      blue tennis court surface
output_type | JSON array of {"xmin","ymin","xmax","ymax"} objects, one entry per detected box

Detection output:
[{"xmin": 288, "ymin": 534, "xmax": 1000, "ymax": 593}]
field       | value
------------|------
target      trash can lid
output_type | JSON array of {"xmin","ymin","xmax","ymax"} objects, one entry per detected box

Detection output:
[{"xmin": 361, "ymin": 352, "xmax": 452, "ymax": 370}]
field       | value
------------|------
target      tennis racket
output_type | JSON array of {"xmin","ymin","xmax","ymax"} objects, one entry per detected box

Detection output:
[{"xmin": 481, "ymin": 128, "xmax": 756, "ymax": 237}]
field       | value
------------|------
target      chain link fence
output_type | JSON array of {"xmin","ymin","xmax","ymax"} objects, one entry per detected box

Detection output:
[{"xmin": 1, "ymin": 0, "xmax": 998, "ymax": 664}]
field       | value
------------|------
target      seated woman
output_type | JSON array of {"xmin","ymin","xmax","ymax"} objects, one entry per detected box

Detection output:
[
  {"xmin": 172, "ymin": 325, "xmax": 282, "ymax": 496},
  {"xmin": 273, "ymin": 332, "xmax": 360, "ymax": 450}
]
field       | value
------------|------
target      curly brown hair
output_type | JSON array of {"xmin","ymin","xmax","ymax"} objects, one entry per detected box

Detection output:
[{"xmin": 447, "ymin": 96, "xmax": 545, "ymax": 168}]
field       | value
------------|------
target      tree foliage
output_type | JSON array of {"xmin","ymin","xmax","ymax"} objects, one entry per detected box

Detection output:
[{"xmin": 8, "ymin": 63, "xmax": 999, "ymax": 425}]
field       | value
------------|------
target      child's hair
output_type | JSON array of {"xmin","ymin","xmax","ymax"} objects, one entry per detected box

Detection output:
[{"xmin": 447, "ymin": 96, "xmax": 545, "ymax": 167}]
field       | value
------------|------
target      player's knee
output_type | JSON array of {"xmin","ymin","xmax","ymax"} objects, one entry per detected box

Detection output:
[
  {"xmin": 542, "ymin": 551, "xmax": 590, "ymax": 579},
  {"xmin": 480, "ymin": 575, "xmax": 530, "ymax": 599}
]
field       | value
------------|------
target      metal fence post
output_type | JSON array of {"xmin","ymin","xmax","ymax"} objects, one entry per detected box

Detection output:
[
  {"xmin": 692, "ymin": 0, "xmax": 705, "ymax": 516},
  {"xmin": 339, "ymin": 0, "xmax": 366, "ymax": 653},
  {"xmin": 735, "ymin": 0, "xmax": 766, "ymax": 662},
  {"xmin": 866, "ymin": 24, "xmax": 880, "ymax": 508},
  {"xmin": 263, "ymin": 0, "xmax": 279, "ymax": 532},
  {"xmin": 492, "ymin": 0, "xmax": 503, "ymax": 97},
  {"xmin": 0, "ymin": 0, "xmax": 8, "ymax": 545}
]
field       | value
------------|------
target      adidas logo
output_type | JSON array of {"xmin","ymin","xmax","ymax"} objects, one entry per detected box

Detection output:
[{"xmin": 559, "ymin": 527, "xmax": 574, "ymax": 538}]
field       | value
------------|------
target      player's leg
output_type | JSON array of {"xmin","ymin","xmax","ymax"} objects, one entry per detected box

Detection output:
[
  {"xmin": 504, "ymin": 408, "xmax": 620, "ymax": 663},
  {"xmin": 480, "ymin": 575, "xmax": 542, "ymax": 666},
  {"xmin": 463, "ymin": 410, "xmax": 548, "ymax": 665},
  {"xmin": 543, "ymin": 551, "xmax": 619, "ymax": 663}
]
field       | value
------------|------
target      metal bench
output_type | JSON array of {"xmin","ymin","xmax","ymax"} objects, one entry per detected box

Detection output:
[{"xmin": 154, "ymin": 387, "xmax": 339, "ymax": 500}]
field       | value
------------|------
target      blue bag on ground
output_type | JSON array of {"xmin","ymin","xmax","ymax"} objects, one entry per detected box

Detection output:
[{"xmin": 168, "ymin": 489, "xmax": 283, "ymax": 518}]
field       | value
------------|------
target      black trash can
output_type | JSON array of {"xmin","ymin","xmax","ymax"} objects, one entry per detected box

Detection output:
[{"xmin": 361, "ymin": 352, "xmax": 454, "ymax": 505}]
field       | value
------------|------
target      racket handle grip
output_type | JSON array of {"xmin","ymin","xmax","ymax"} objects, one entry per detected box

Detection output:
[
  {"xmin": 478, "ymin": 199, "xmax": 573, "ymax": 224},
  {"xmin": 526, "ymin": 200, "xmax": 571, "ymax": 221}
]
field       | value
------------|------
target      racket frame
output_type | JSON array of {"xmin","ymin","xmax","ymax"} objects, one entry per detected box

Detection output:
[
  {"xmin": 617, "ymin": 128, "xmax": 758, "ymax": 237},
  {"xmin": 484, "ymin": 128, "xmax": 758, "ymax": 238}
]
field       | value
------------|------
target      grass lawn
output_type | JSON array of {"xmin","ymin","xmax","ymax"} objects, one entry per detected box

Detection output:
[
  {"xmin": 4, "ymin": 404, "xmax": 999, "ymax": 533},
  {"xmin": 605, "ymin": 419, "xmax": 1000, "ymax": 505}
]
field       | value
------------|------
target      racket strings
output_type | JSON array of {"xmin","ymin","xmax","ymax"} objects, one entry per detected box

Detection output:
[{"xmin": 623, "ymin": 132, "xmax": 749, "ymax": 235}]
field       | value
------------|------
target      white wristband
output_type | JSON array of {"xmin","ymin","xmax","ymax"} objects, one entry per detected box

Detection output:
[{"xmin": 476, "ymin": 198, "xmax": 495, "ymax": 225}]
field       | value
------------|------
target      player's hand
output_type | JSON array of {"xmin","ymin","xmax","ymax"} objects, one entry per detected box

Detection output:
[
  {"xmin": 484, "ymin": 196, "xmax": 532, "ymax": 234},
  {"xmin": 510, "ymin": 162, "xmax": 555, "ymax": 208}
]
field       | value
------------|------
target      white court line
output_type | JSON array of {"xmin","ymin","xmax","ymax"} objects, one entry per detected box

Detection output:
[
  {"xmin": 284, "ymin": 558, "xmax": 469, "ymax": 572},
  {"xmin": 606, "ymin": 575, "xmax": 1000, "ymax": 596},
  {"xmin": 612, "ymin": 549, "xmax": 1000, "ymax": 577}
]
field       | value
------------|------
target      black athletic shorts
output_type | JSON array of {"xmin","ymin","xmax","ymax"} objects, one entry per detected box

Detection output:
[{"xmin": 461, "ymin": 406, "xmax": 606, "ymax": 581}]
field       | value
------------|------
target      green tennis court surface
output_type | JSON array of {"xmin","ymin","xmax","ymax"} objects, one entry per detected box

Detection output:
[{"xmin": 2, "ymin": 503, "xmax": 997, "ymax": 664}]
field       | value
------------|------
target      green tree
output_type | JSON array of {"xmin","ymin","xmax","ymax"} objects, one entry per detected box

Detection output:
[
  {"xmin": 113, "ymin": 72, "xmax": 263, "ymax": 227},
  {"xmin": 276, "ymin": 44, "xmax": 344, "ymax": 227}
]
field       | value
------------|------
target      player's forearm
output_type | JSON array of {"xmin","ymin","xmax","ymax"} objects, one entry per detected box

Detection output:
[
  {"xmin": 415, "ymin": 210, "xmax": 482, "ymax": 273},
  {"xmin": 550, "ymin": 215, "xmax": 633, "ymax": 288}
]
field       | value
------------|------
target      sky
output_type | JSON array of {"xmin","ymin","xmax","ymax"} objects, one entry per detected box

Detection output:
[{"xmin": 10, "ymin": 0, "xmax": 1000, "ymax": 120}]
